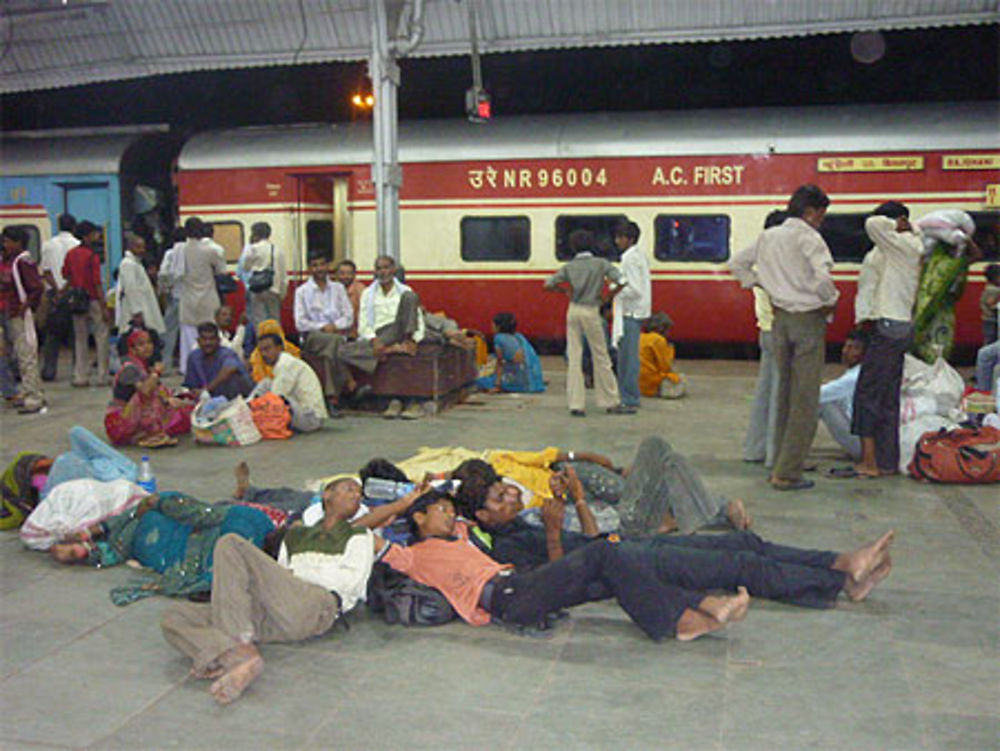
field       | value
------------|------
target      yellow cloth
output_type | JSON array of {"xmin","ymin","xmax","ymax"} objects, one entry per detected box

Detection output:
[
  {"xmin": 396, "ymin": 445, "xmax": 563, "ymax": 509},
  {"xmin": 639, "ymin": 332, "xmax": 680, "ymax": 397},
  {"xmin": 249, "ymin": 319, "xmax": 301, "ymax": 382},
  {"xmin": 396, "ymin": 446, "xmax": 485, "ymax": 483},
  {"xmin": 483, "ymin": 447, "xmax": 561, "ymax": 507}
]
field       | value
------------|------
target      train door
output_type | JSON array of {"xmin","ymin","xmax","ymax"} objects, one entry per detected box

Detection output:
[
  {"xmin": 290, "ymin": 173, "xmax": 351, "ymax": 271},
  {"xmin": 59, "ymin": 180, "xmax": 114, "ymax": 284}
]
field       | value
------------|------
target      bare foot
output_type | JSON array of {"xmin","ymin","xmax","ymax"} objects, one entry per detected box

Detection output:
[
  {"xmin": 398, "ymin": 339, "xmax": 418, "ymax": 356},
  {"xmin": 209, "ymin": 645, "xmax": 263, "ymax": 705},
  {"xmin": 852, "ymin": 463, "xmax": 881, "ymax": 479},
  {"xmin": 843, "ymin": 555, "xmax": 892, "ymax": 602},
  {"xmin": 833, "ymin": 530, "xmax": 894, "ymax": 583},
  {"xmin": 233, "ymin": 462, "xmax": 250, "ymax": 500},
  {"xmin": 192, "ymin": 645, "xmax": 253, "ymax": 680},
  {"xmin": 656, "ymin": 511, "xmax": 679, "ymax": 535},
  {"xmin": 699, "ymin": 586, "xmax": 751, "ymax": 625},
  {"xmin": 726, "ymin": 499, "xmax": 753, "ymax": 530},
  {"xmin": 49, "ymin": 542, "xmax": 90, "ymax": 564}
]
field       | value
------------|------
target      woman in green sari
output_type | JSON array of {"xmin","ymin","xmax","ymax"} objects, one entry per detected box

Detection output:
[
  {"xmin": 49, "ymin": 492, "xmax": 276, "ymax": 604},
  {"xmin": 911, "ymin": 211, "xmax": 982, "ymax": 363}
]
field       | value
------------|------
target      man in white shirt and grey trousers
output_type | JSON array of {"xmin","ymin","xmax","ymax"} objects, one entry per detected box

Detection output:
[{"xmin": 729, "ymin": 185, "xmax": 839, "ymax": 491}]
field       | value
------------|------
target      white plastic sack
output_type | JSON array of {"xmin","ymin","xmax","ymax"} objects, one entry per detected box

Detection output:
[
  {"xmin": 19, "ymin": 478, "xmax": 147, "ymax": 550},
  {"xmin": 900, "ymin": 355, "xmax": 965, "ymax": 423},
  {"xmin": 192, "ymin": 395, "xmax": 261, "ymax": 446}
]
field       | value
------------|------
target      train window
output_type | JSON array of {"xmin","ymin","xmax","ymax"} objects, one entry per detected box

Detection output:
[
  {"xmin": 653, "ymin": 215, "xmax": 730, "ymax": 262},
  {"xmin": 819, "ymin": 213, "xmax": 872, "ymax": 263},
  {"xmin": 969, "ymin": 211, "xmax": 999, "ymax": 261},
  {"xmin": 461, "ymin": 216, "xmax": 531, "ymax": 261},
  {"xmin": 206, "ymin": 221, "xmax": 244, "ymax": 264},
  {"xmin": 6, "ymin": 225, "xmax": 41, "ymax": 262},
  {"xmin": 555, "ymin": 215, "xmax": 627, "ymax": 261},
  {"xmin": 307, "ymin": 220, "xmax": 333, "ymax": 259}
]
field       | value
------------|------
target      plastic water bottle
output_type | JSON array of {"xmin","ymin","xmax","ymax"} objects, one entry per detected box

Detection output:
[
  {"xmin": 363, "ymin": 477, "xmax": 414, "ymax": 500},
  {"xmin": 137, "ymin": 455, "xmax": 157, "ymax": 494}
]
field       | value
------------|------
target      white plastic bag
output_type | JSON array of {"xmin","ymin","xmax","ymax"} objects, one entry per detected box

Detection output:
[{"xmin": 192, "ymin": 395, "xmax": 261, "ymax": 446}]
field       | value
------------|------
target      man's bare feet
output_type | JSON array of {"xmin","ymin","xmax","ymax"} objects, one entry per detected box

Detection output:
[
  {"xmin": 398, "ymin": 339, "xmax": 418, "ymax": 356},
  {"xmin": 700, "ymin": 586, "xmax": 751, "ymax": 625},
  {"xmin": 842, "ymin": 555, "xmax": 892, "ymax": 602},
  {"xmin": 233, "ymin": 462, "xmax": 250, "ymax": 500},
  {"xmin": 192, "ymin": 643, "xmax": 257, "ymax": 680},
  {"xmin": 852, "ymin": 463, "xmax": 881, "ymax": 478},
  {"xmin": 832, "ymin": 530, "xmax": 894, "ymax": 583},
  {"xmin": 209, "ymin": 644, "xmax": 263, "ymax": 705},
  {"xmin": 726, "ymin": 499, "xmax": 753, "ymax": 530},
  {"xmin": 676, "ymin": 587, "xmax": 751, "ymax": 642},
  {"xmin": 656, "ymin": 511, "xmax": 679, "ymax": 535}
]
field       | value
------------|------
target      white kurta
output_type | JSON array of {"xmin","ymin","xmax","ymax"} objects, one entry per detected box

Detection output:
[
  {"xmin": 180, "ymin": 239, "xmax": 226, "ymax": 326},
  {"xmin": 115, "ymin": 252, "xmax": 166, "ymax": 333}
]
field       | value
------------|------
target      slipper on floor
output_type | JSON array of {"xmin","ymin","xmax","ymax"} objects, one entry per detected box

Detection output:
[
  {"xmin": 827, "ymin": 466, "xmax": 878, "ymax": 479},
  {"xmin": 771, "ymin": 479, "xmax": 814, "ymax": 491}
]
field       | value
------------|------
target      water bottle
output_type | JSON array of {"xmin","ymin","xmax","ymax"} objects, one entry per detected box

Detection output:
[
  {"xmin": 137, "ymin": 455, "xmax": 157, "ymax": 494},
  {"xmin": 363, "ymin": 477, "xmax": 414, "ymax": 500}
]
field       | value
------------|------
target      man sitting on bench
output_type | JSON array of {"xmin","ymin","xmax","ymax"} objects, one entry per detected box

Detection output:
[{"xmin": 357, "ymin": 255, "xmax": 425, "ymax": 356}]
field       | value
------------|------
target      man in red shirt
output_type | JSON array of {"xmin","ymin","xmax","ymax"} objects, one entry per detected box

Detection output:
[
  {"xmin": 0, "ymin": 227, "xmax": 46, "ymax": 413},
  {"xmin": 61, "ymin": 220, "xmax": 110, "ymax": 387}
]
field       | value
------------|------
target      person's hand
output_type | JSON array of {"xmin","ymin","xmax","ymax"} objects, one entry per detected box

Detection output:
[
  {"xmin": 541, "ymin": 496, "xmax": 565, "ymax": 533},
  {"xmin": 896, "ymin": 216, "xmax": 912, "ymax": 233},
  {"xmin": 563, "ymin": 465, "xmax": 584, "ymax": 502},
  {"xmin": 152, "ymin": 362, "xmax": 165, "ymax": 376},
  {"xmin": 397, "ymin": 481, "xmax": 431, "ymax": 510},
  {"xmin": 321, "ymin": 324, "xmax": 336, "ymax": 333},
  {"xmin": 239, "ymin": 312, "xmax": 248, "ymax": 325},
  {"xmin": 167, "ymin": 397, "xmax": 185, "ymax": 409}
]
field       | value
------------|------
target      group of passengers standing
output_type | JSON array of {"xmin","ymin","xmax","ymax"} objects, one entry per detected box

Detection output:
[{"xmin": 732, "ymin": 184, "xmax": 984, "ymax": 489}]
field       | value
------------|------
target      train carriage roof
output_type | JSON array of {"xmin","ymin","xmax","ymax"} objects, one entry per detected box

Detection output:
[
  {"xmin": 178, "ymin": 102, "xmax": 999, "ymax": 170},
  {"xmin": 1, "ymin": 127, "xmax": 169, "ymax": 176}
]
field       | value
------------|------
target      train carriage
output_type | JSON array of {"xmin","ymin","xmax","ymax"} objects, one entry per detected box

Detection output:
[{"xmin": 177, "ymin": 102, "xmax": 999, "ymax": 350}]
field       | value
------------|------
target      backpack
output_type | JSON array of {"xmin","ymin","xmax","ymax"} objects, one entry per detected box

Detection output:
[
  {"xmin": 908, "ymin": 425, "xmax": 1000, "ymax": 484},
  {"xmin": 366, "ymin": 562, "xmax": 456, "ymax": 626}
]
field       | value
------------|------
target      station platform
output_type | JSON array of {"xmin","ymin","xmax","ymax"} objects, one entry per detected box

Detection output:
[{"xmin": 1, "ymin": 357, "xmax": 997, "ymax": 751}]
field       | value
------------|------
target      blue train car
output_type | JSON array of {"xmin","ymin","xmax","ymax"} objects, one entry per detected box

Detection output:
[{"xmin": 0, "ymin": 127, "xmax": 180, "ymax": 287}]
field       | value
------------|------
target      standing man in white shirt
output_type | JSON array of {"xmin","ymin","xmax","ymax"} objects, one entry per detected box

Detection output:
[
  {"xmin": 39, "ymin": 214, "xmax": 78, "ymax": 381},
  {"xmin": 241, "ymin": 222, "xmax": 286, "ymax": 329},
  {"xmin": 158, "ymin": 227, "xmax": 186, "ymax": 373},
  {"xmin": 115, "ymin": 234, "xmax": 165, "ymax": 338},
  {"xmin": 179, "ymin": 218, "xmax": 226, "ymax": 376},
  {"xmin": 295, "ymin": 251, "xmax": 373, "ymax": 412},
  {"xmin": 612, "ymin": 220, "xmax": 650, "ymax": 411},
  {"xmin": 846, "ymin": 202, "xmax": 923, "ymax": 478},
  {"xmin": 729, "ymin": 185, "xmax": 839, "ymax": 491}
]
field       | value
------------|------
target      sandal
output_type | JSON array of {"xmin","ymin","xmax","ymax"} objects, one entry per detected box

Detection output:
[{"xmin": 827, "ymin": 466, "xmax": 878, "ymax": 480}]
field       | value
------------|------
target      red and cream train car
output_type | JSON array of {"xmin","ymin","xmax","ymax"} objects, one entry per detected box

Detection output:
[{"xmin": 175, "ymin": 103, "xmax": 999, "ymax": 350}]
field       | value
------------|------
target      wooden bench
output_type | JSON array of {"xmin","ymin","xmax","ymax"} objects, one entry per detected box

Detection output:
[{"xmin": 303, "ymin": 341, "xmax": 477, "ymax": 413}]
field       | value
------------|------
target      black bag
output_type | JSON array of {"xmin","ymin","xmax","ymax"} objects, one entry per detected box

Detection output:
[
  {"xmin": 366, "ymin": 562, "xmax": 456, "ymax": 626},
  {"xmin": 215, "ymin": 273, "xmax": 238, "ymax": 296},
  {"xmin": 64, "ymin": 287, "xmax": 91, "ymax": 315},
  {"xmin": 247, "ymin": 244, "xmax": 275, "ymax": 294}
]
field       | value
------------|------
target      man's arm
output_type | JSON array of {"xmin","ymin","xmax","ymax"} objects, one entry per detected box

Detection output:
[
  {"xmin": 293, "ymin": 286, "xmax": 321, "ymax": 334},
  {"xmin": 804, "ymin": 236, "xmax": 839, "ymax": 309},
  {"xmin": 353, "ymin": 483, "xmax": 427, "ymax": 529},
  {"xmin": 864, "ymin": 215, "xmax": 923, "ymax": 260},
  {"xmin": 728, "ymin": 237, "xmax": 760, "ymax": 289},
  {"xmin": 357, "ymin": 287, "xmax": 375, "ymax": 339},
  {"xmin": 555, "ymin": 450, "xmax": 617, "ymax": 471},
  {"xmin": 331, "ymin": 284, "xmax": 354, "ymax": 332},
  {"xmin": 558, "ymin": 466, "xmax": 599, "ymax": 538},
  {"xmin": 543, "ymin": 267, "xmax": 568, "ymax": 293}
]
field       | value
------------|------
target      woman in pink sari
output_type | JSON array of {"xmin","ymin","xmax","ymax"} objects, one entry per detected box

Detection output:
[{"xmin": 105, "ymin": 330, "xmax": 192, "ymax": 447}]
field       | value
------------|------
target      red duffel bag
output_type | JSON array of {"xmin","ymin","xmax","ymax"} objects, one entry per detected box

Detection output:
[{"xmin": 908, "ymin": 425, "xmax": 1000, "ymax": 484}]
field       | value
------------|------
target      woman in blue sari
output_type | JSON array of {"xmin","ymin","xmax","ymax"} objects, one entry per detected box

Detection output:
[{"xmin": 477, "ymin": 312, "xmax": 545, "ymax": 393}]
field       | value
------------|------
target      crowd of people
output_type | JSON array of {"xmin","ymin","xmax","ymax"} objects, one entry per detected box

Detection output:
[
  {"xmin": 5, "ymin": 426, "xmax": 893, "ymax": 706},
  {"xmin": 6, "ymin": 181, "xmax": 998, "ymax": 708}
]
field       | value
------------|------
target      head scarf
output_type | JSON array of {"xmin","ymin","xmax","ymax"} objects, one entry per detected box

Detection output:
[{"xmin": 249, "ymin": 319, "xmax": 300, "ymax": 382}]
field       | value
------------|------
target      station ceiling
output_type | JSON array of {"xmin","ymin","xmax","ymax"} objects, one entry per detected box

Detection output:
[{"xmin": 1, "ymin": 0, "xmax": 997, "ymax": 95}]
